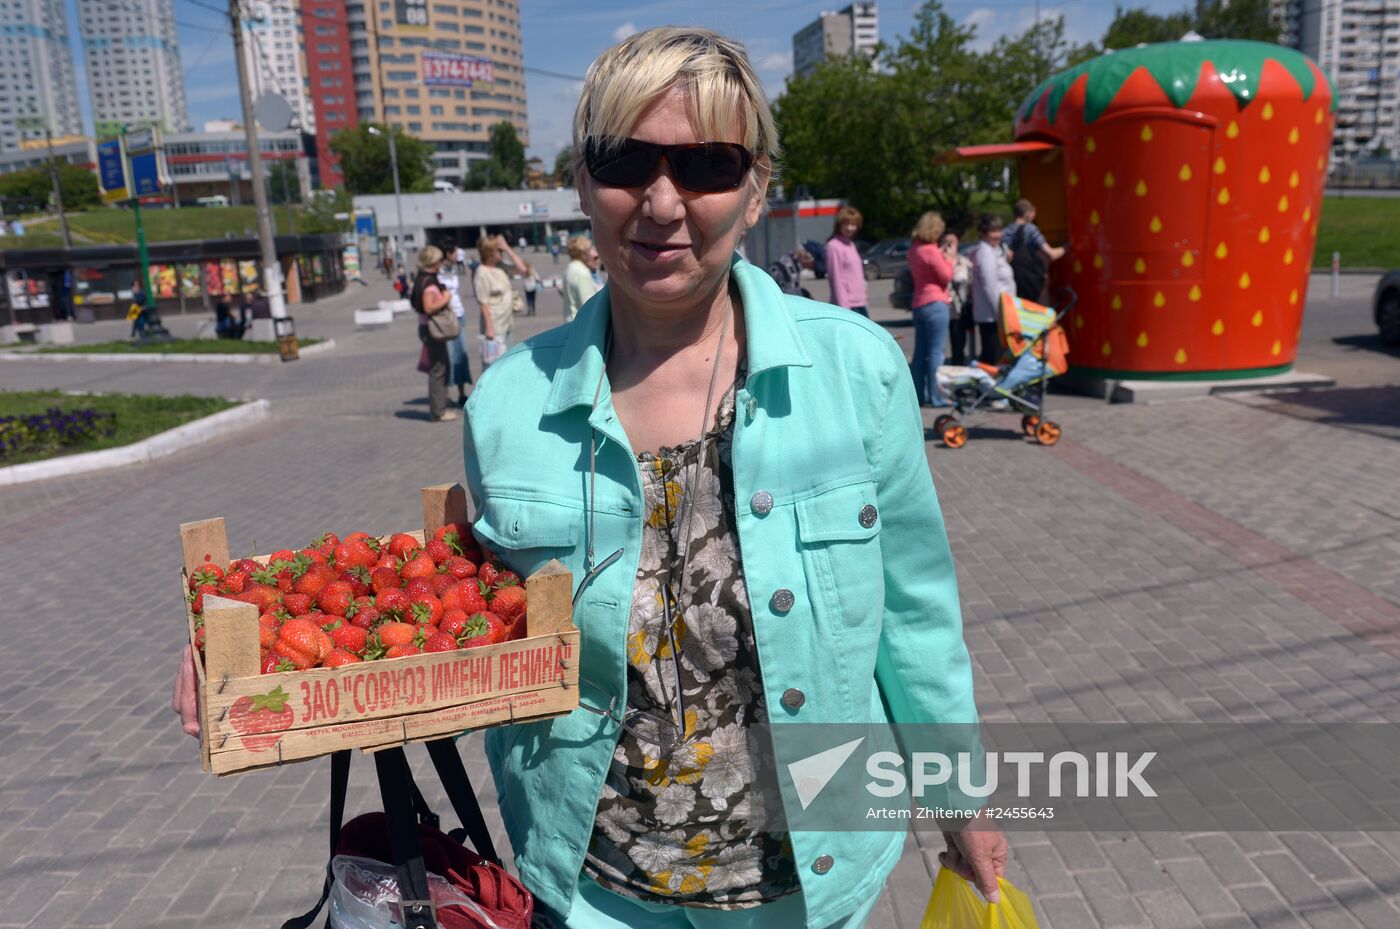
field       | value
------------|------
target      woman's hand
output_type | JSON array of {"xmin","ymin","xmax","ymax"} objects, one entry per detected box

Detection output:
[
  {"xmin": 171, "ymin": 645, "xmax": 201, "ymax": 738},
  {"xmin": 939, "ymin": 822, "xmax": 1008, "ymax": 903}
]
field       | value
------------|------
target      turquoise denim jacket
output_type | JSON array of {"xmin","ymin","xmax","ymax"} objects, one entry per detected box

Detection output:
[{"xmin": 462, "ymin": 257, "xmax": 978, "ymax": 926}]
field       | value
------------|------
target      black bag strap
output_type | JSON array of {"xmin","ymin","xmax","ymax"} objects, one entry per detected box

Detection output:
[
  {"xmin": 280, "ymin": 749, "xmax": 351, "ymax": 929},
  {"xmin": 375, "ymin": 748, "xmax": 438, "ymax": 929},
  {"xmin": 425, "ymin": 737, "xmax": 501, "ymax": 865}
]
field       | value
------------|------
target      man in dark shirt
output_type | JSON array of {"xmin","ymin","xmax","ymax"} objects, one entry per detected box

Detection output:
[
  {"xmin": 247, "ymin": 289, "xmax": 272, "ymax": 320},
  {"xmin": 1006, "ymin": 199, "xmax": 1065, "ymax": 301}
]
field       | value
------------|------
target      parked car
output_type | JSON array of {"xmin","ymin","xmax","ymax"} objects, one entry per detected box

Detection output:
[
  {"xmin": 801, "ymin": 239, "xmax": 873, "ymax": 279},
  {"xmin": 1375, "ymin": 270, "xmax": 1400, "ymax": 346},
  {"xmin": 862, "ymin": 238, "xmax": 911, "ymax": 280}
]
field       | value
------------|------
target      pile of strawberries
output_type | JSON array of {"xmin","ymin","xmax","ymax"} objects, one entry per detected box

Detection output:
[{"xmin": 187, "ymin": 524, "xmax": 528, "ymax": 673}]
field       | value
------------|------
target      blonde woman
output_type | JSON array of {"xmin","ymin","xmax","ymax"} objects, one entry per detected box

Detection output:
[
  {"xmin": 908, "ymin": 211, "xmax": 954, "ymax": 407},
  {"xmin": 475, "ymin": 234, "xmax": 529, "ymax": 363},
  {"xmin": 561, "ymin": 233, "xmax": 601, "ymax": 322}
]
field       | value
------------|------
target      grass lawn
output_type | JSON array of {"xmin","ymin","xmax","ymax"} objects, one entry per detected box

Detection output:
[
  {"xmin": 0, "ymin": 390, "xmax": 238, "ymax": 466},
  {"xmin": 9, "ymin": 205, "xmax": 304, "ymax": 248},
  {"xmin": 33, "ymin": 337, "xmax": 323, "ymax": 355},
  {"xmin": 1314, "ymin": 196, "xmax": 1400, "ymax": 269}
]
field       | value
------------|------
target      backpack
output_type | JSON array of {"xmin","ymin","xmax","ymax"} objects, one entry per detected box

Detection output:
[{"xmin": 1006, "ymin": 224, "xmax": 1046, "ymax": 301}]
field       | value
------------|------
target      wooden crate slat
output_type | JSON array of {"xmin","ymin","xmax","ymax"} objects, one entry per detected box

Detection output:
[
  {"xmin": 422, "ymin": 483, "xmax": 470, "ymax": 535},
  {"xmin": 180, "ymin": 518, "xmax": 229, "ymax": 583}
]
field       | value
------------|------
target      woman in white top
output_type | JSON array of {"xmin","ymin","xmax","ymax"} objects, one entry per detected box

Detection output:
[
  {"xmin": 437, "ymin": 234, "xmax": 472, "ymax": 403},
  {"xmin": 560, "ymin": 234, "xmax": 601, "ymax": 322},
  {"xmin": 475, "ymin": 234, "xmax": 530, "ymax": 362}
]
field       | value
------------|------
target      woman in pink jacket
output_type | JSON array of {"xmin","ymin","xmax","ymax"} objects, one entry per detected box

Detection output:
[
  {"xmin": 825, "ymin": 204, "xmax": 868, "ymax": 317},
  {"xmin": 908, "ymin": 211, "xmax": 954, "ymax": 407}
]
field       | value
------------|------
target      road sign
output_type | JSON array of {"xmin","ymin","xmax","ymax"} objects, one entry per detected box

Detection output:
[
  {"xmin": 126, "ymin": 127, "xmax": 156, "ymax": 154},
  {"xmin": 131, "ymin": 149, "xmax": 162, "ymax": 197},
  {"xmin": 98, "ymin": 138, "xmax": 129, "ymax": 204}
]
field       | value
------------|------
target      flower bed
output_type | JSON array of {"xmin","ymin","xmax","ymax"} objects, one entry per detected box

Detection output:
[{"xmin": 0, "ymin": 391, "xmax": 237, "ymax": 465}]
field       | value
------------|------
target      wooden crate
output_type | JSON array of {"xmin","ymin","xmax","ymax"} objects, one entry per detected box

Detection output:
[{"xmin": 179, "ymin": 483, "xmax": 579, "ymax": 776}]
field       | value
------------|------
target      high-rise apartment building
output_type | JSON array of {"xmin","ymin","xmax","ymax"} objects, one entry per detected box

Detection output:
[
  {"xmin": 303, "ymin": 0, "xmax": 527, "ymax": 188},
  {"xmin": 793, "ymin": 2, "xmax": 879, "ymax": 80},
  {"xmin": 242, "ymin": 1, "xmax": 315, "ymax": 135},
  {"xmin": 1276, "ymin": 0, "xmax": 1400, "ymax": 163},
  {"xmin": 0, "ymin": 0, "xmax": 82, "ymax": 152},
  {"xmin": 76, "ymin": 0, "xmax": 190, "ymax": 136}
]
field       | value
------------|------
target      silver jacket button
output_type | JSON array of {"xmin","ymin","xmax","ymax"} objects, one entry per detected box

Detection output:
[
  {"xmin": 781, "ymin": 688, "xmax": 805, "ymax": 710},
  {"xmin": 859, "ymin": 504, "xmax": 878, "ymax": 529},
  {"xmin": 770, "ymin": 588, "xmax": 795, "ymax": 613},
  {"xmin": 751, "ymin": 490, "xmax": 774, "ymax": 515},
  {"xmin": 812, "ymin": 854, "xmax": 834, "ymax": 874}
]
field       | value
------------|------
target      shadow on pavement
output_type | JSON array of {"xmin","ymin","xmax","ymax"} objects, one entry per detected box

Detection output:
[
  {"xmin": 1254, "ymin": 386, "xmax": 1400, "ymax": 441},
  {"xmin": 394, "ymin": 409, "xmax": 436, "ymax": 422},
  {"xmin": 1332, "ymin": 333, "xmax": 1400, "ymax": 359}
]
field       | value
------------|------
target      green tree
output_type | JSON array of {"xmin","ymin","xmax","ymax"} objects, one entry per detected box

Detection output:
[
  {"xmin": 553, "ymin": 144, "xmax": 575, "ymax": 186},
  {"xmin": 464, "ymin": 121, "xmax": 527, "ymax": 190},
  {"xmin": 0, "ymin": 165, "xmax": 99, "ymax": 212},
  {"xmin": 1101, "ymin": 5, "xmax": 1195, "ymax": 48},
  {"xmin": 1194, "ymin": 0, "xmax": 1281, "ymax": 42},
  {"xmin": 329, "ymin": 124, "xmax": 435, "ymax": 195},
  {"xmin": 267, "ymin": 158, "xmax": 302, "ymax": 205},
  {"xmin": 297, "ymin": 187, "xmax": 353, "ymax": 234}
]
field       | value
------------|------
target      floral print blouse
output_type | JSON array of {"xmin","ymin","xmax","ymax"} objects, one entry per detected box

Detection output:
[{"xmin": 582, "ymin": 374, "xmax": 800, "ymax": 908}]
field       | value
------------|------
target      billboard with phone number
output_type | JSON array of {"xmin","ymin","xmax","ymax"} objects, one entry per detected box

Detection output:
[{"xmin": 421, "ymin": 51, "xmax": 493, "ymax": 87}]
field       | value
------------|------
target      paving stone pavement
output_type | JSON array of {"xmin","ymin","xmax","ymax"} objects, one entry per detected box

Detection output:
[{"xmin": 2, "ymin": 268, "xmax": 1399, "ymax": 929}]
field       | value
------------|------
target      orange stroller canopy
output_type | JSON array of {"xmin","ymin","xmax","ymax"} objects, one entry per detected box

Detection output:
[{"xmin": 999, "ymin": 293, "xmax": 1070, "ymax": 376}]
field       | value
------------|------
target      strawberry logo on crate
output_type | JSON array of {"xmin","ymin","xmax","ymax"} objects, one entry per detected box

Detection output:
[{"xmin": 229, "ymin": 686, "xmax": 294, "ymax": 752}]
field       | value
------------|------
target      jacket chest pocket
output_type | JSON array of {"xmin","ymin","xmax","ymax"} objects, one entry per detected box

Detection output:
[
  {"xmin": 794, "ymin": 480, "xmax": 884, "ymax": 625},
  {"xmin": 472, "ymin": 496, "xmax": 582, "ymax": 579}
]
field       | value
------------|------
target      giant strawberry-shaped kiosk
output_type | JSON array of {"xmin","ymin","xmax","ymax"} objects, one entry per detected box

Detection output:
[{"xmin": 952, "ymin": 40, "xmax": 1334, "ymax": 378}]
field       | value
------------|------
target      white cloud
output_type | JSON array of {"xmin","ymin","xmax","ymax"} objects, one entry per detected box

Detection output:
[
  {"xmin": 612, "ymin": 21, "xmax": 638, "ymax": 42},
  {"xmin": 963, "ymin": 7, "xmax": 997, "ymax": 34},
  {"xmin": 756, "ymin": 51, "xmax": 792, "ymax": 73}
]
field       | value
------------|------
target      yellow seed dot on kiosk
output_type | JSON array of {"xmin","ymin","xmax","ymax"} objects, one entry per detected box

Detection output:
[
  {"xmin": 1284, "ymin": 248, "xmax": 1294, "ymax": 265},
  {"xmin": 1075, "ymin": 314, "xmax": 1084, "ymax": 328},
  {"xmin": 1149, "ymin": 215, "xmax": 1162, "ymax": 232},
  {"xmin": 1258, "ymin": 166, "xmax": 1271, "ymax": 183},
  {"xmin": 1140, "ymin": 126, "xmax": 1153, "ymax": 142},
  {"xmin": 1215, "ymin": 242, "xmax": 1228, "ymax": 259},
  {"xmin": 1093, "ymin": 253, "xmax": 1104, "ymax": 269},
  {"xmin": 1278, "ymin": 195, "xmax": 1289, "ymax": 212},
  {"xmin": 1316, "ymin": 155, "xmax": 1324, "ymax": 171},
  {"xmin": 1090, "ymin": 209, "xmax": 1100, "ymax": 225},
  {"xmin": 1211, "ymin": 319, "xmax": 1224, "ymax": 335},
  {"xmin": 1239, "ymin": 272, "xmax": 1251, "ymax": 289},
  {"xmin": 1101, "ymin": 341, "xmax": 1112, "ymax": 356},
  {"xmin": 1218, "ymin": 188, "xmax": 1230, "ymax": 205},
  {"xmin": 1251, "ymin": 310, "xmax": 1263, "ymax": 327},
  {"xmin": 1136, "ymin": 179, "xmax": 1148, "ymax": 197},
  {"xmin": 1069, "ymin": 170, "xmax": 1079, "ymax": 186},
  {"xmin": 1258, "ymin": 227, "xmax": 1270, "ymax": 243},
  {"xmin": 1262, "ymin": 102, "xmax": 1274, "ymax": 120},
  {"xmin": 1302, "ymin": 206, "xmax": 1312, "ymax": 222},
  {"xmin": 1190, "ymin": 286, "xmax": 1203, "ymax": 302},
  {"xmin": 1175, "ymin": 348, "xmax": 1188, "ymax": 364},
  {"xmin": 1111, "ymin": 294, "xmax": 1123, "ymax": 310},
  {"xmin": 1315, "ymin": 108, "xmax": 1324, "ymax": 124},
  {"xmin": 1182, "ymin": 250, "xmax": 1195, "ymax": 267},
  {"xmin": 1137, "ymin": 331, "xmax": 1149, "ymax": 348},
  {"xmin": 1271, "ymin": 340, "xmax": 1282, "ymax": 356},
  {"xmin": 1288, "ymin": 170, "xmax": 1299, "ymax": 188},
  {"xmin": 1289, "ymin": 289, "xmax": 1299, "ymax": 305},
  {"xmin": 1104, "ymin": 171, "xmax": 1115, "ymax": 188},
  {"xmin": 1179, "ymin": 164, "xmax": 1192, "ymax": 181},
  {"xmin": 1214, "ymin": 156, "xmax": 1227, "ymax": 174},
  {"xmin": 1288, "ymin": 127, "xmax": 1299, "ymax": 144},
  {"xmin": 1227, "ymin": 120, "xmax": 1240, "ymax": 138},
  {"xmin": 1153, "ymin": 291, "xmax": 1166, "ymax": 307},
  {"xmin": 1134, "ymin": 257, "xmax": 1146, "ymax": 274},
  {"xmin": 1073, "ymin": 259, "xmax": 1082, "ymax": 273},
  {"xmin": 1086, "ymin": 137, "xmax": 1097, "ymax": 153}
]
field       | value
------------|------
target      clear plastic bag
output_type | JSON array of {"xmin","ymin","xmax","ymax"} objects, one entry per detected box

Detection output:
[{"xmin": 328, "ymin": 854, "xmax": 504, "ymax": 929}]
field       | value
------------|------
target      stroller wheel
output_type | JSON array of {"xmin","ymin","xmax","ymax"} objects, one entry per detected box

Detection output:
[
  {"xmin": 1021, "ymin": 414, "xmax": 1041, "ymax": 436},
  {"xmin": 1035, "ymin": 420, "xmax": 1062, "ymax": 446},
  {"xmin": 933, "ymin": 414, "xmax": 955, "ymax": 436},
  {"xmin": 942, "ymin": 423, "xmax": 968, "ymax": 449}
]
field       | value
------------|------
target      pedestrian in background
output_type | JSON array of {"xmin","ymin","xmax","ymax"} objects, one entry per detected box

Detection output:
[
  {"xmin": 475, "ymin": 235, "xmax": 525, "ymax": 365},
  {"xmin": 1004, "ymin": 199, "xmax": 1064, "ymax": 302},
  {"xmin": 437, "ymin": 234, "xmax": 473, "ymax": 404},
  {"xmin": 768, "ymin": 244, "xmax": 814, "ymax": 297},
  {"xmin": 522, "ymin": 265, "xmax": 541, "ymax": 316},
  {"xmin": 969, "ymin": 213, "xmax": 1013, "ymax": 365},
  {"xmin": 908, "ymin": 211, "xmax": 953, "ymax": 407},
  {"xmin": 410, "ymin": 246, "xmax": 457, "ymax": 422},
  {"xmin": 127, "ymin": 278, "xmax": 148, "ymax": 339},
  {"xmin": 825, "ymin": 204, "xmax": 868, "ymax": 317},
  {"xmin": 943, "ymin": 230, "xmax": 972, "ymax": 365},
  {"xmin": 561, "ymin": 234, "xmax": 600, "ymax": 323}
]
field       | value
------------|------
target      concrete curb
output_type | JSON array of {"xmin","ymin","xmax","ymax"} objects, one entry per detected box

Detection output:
[
  {"xmin": 0, "ymin": 339, "xmax": 336, "ymax": 364},
  {"xmin": 0, "ymin": 399, "xmax": 271, "ymax": 487}
]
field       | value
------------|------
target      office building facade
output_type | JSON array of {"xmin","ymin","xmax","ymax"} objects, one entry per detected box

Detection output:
[
  {"xmin": 0, "ymin": 0, "xmax": 83, "ymax": 152},
  {"xmin": 76, "ymin": 0, "xmax": 189, "ymax": 136},
  {"xmin": 792, "ymin": 2, "xmax": 879, "ymax": 80}
]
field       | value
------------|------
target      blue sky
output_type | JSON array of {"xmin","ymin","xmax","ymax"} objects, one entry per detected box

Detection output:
[{"xmin": 63, "ymin": 0, "xmax": 1187, "ymax": 162}]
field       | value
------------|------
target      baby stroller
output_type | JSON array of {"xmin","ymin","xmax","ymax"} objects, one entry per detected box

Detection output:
[{"xmin": 932, "ymin": 290, "xmax": 1074, "ymax": 449}]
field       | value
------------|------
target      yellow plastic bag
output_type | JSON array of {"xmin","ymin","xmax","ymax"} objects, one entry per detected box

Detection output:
[{"xmin": 920, "ymin": 867, "xmax": 1040, "ymax": 929}]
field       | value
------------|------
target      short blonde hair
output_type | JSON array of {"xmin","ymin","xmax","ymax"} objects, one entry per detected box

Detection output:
[
  {"xmin": 572, "ymin": 27, "xmax": 778, "ymax": 187},
  {"xmin": 417, "ymin": 245, "xmax": 443, "ymax": 270},
  {"xmin": 477, "ymin": 236, "xmax": 499, "ymax": 262},
  {"xmin": 566, "ymin": 234, "xmax": 593, "ymax": 261},
  {"xmin": 911, "ymin": 211, "xmax": 945, "ymax": 244}
]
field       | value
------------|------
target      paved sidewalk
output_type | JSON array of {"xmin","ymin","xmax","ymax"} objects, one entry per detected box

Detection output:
[{"xmin": 1, "ymin": 269, "xmax": 1398, "ymax": 928}]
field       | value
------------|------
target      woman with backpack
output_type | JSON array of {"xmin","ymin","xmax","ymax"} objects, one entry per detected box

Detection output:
[{"xmin": 907, "ymin": 212, "xmax": 954, "ymax": 407}]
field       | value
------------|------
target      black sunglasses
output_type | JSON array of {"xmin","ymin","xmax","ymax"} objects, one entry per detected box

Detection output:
[{"xmin": 583, "ymin": 137, "xmax": 755, "ymax": 193}]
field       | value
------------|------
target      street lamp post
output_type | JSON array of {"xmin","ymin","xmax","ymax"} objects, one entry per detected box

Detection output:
[{"xmin": 368, "ymin": 125, "xmax": 405, "ymax": 271}]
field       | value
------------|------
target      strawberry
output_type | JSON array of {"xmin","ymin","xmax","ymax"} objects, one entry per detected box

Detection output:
[
  {"xmin": 400, "ymin": 552, "xmax": 437, "ymax": 580},
  {"xmin": 261, "ymin": 652, "xmax": 295, "ymax": 674},
  {"xmin": 377, "ymin": 621, "xmax": 418, "ymax": 648},
  {"xmin": 258, "ymin": 618, "xmax": 278, "ymax": 651},
  {"xmin": 324, "ymin": 648, "xmax": 362, "ymax": 668},
  {"xmin": 432, "ymin": 523, "xmax": 467, "ymax": 550},
  {"xmin": 457, "ymin": 612, "xmax": 493, "ymax": 648},
  {"xmin": 440, "ymin": 608, "xmax": 469, "ymax": 639},
  {"xmin": 425, "ymin": 539, "xmax": 453, "ymax": 565},
  {"xmin": 508, "ymin": 617, "xmax": 527, "ymax": 641},
  {"xmin": 376, "ymin": 588, "xmax": 412, "ymax": 613},
  {"xmin": 478, "ymin": 563, "xmax": 501, "ymax": 588},
  {"xmin": 219, "ymin": 571, "xmax": 252, "ymax": 595},
  {"xmin": 282, "ymin": 592, "xmax": 313, "ymax": 616},
  {"xmin": 370, "ymin": 567, "xmax": 402, "ymax": 593},
  {"xmin": 275, "ymin": 618, "xmax": 331, "ymax": 670},
  {"xmin": 431, "ymin": 573, "xmax": 457, "ymax": 596},
  {"xmin": 189, "ymin": 564, "xmax": 224, "ymax": 590},
  {"xmin": 490, "ymin": 585, "xmax": 527, "ymax": 624},
  {"xmin": 193, "ymin": 624, "xmax": 207, "ymax": 652},
  {"xmin": 345, "ymin": 597, "xmax": 380, "ymax": 629},
  {"xmin": 442, "ymin": 556, "xmax": 478, "ymax": 580},
  {"xmin": 268, "ymin": 549, "xmax": 295, "ymax": 564},
  {"xmin": 496, "ymin": 570, "xmax": 520, "ymax": 588},
  {"xmin": 231, "ymin": 558, "xmax": 262, "ymax": 575},
  {"xmin": 457, "ymin": 583, "xmax": 489, "ymax": 617},
  {"xmin": 312, "ymin": 531, "xmax": 341, "ymax": 549},
  {"xmin": 190, "ymin": 582, "xmax": 218, "ymax": 615},
  {"xmin": 423, "ymin": 632, "xmax": 459, "ymax": 653},
  {"xmin": 388, "ymin": 533, "xmax": 421, "ymax": 559},
  {"xmin": 478, "ymin": 610, "xmax": 511, "ymax": 645},
  {"xmin": 228, "ymin": 686, "xmax": 294, "ymax": 751},
  {"xmin": 292, "ymin": 566, "xmax": 335, "ymax": 598},
  {"xmin": 299, "ymin": 546, "xmax": 330, "ymax": 566},
  {"xmin": 385, "ymin": 644, "xmax": 420, "ymax": 659},
  {"xmin": 403, "ymin": 577, "xmax": 435, "ymax": 600},
  {"xmin": 409, "ymin": 594, "xmax": 444, "ymax": 627},
  {"xmin": 374, "ymin": 553, "xmax": 399, "ymax": 573},
  {"xmin": 275, "ymin": 570, "xmax": 295, "ymax": 593},
  {"xmin": 328, "ymin": 622, "xmax": 369, "ymax": 656},
  {"xmin": 341, "ymin": 566, "xmax": 373, "ymax": 599}
]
